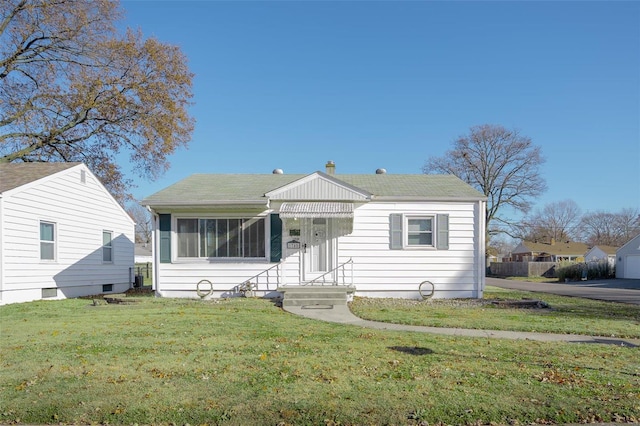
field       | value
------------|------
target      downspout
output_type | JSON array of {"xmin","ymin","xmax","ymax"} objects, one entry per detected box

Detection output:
[
  {"xmin": 147, "ymin": 206, "xmax": 160, "ymax": 295},
  {"xmin": 0, "ymin": 195, "xmax": 4, "ymax": 304},
  {"xmin": 478, "ymin": 199, "xmax": 486, "ymax": 297}
]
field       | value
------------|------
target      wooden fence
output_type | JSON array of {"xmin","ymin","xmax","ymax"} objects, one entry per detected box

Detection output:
[{"xmin": 489, "ymin": 262, "xmax": 557, "ymax": 278}]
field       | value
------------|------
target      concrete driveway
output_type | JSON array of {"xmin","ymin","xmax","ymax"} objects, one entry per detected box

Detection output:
[{"xmin": 486, "ymin": 277, "xmax": 640, "ymax": 305}]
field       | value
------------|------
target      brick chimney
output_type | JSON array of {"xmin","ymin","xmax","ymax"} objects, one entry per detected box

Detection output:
[{"xmin": 325, "ymin": 160, "xmax": 335, "ymax": 175}]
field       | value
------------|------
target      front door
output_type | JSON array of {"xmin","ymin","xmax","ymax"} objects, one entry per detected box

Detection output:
[{"xmin": 302, "ymin": 218, "xmax": 334, "ymax": 282}]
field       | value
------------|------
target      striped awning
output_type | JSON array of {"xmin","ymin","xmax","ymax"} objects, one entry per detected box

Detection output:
[{"xmin": 279, "ymin": 202, "xmax": 354, "ymax": 219}]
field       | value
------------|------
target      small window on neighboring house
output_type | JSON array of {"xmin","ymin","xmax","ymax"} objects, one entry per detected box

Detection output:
[
  {"xmin": 40, "ymin": 221, "xmax": 55, "ymax": 260},
  {"xmin": 103, "ymin": 231, "xmax": 113, "ymax": 262}
]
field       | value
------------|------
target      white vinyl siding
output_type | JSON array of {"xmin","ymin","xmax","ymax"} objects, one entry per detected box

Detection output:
[
  {"xmin": 0, "ymin": 165, "xmax": 135, "ymax": 304},
  {"xmin": 155, "ymin": 201, "xmax": 483, "ymax": 299},
  {"xmin": 40, "ymin": 221, "xmax": 56, "ymax": 260}
]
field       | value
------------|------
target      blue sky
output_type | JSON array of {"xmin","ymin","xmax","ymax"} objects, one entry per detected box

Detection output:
[{"xmin": 122, "ymin": 1, "xmax": 639, "ymax": 218}]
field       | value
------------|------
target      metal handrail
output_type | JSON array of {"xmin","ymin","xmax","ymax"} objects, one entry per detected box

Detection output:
[
  {"xmin": 304, "ymin": 258, "xmax": 354, "ymax": 286},
  {"xmin": 237, "ymin": 261, "xmax": 282, "ymax": 294}
]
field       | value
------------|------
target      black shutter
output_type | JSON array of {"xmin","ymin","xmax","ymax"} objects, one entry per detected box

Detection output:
[
  {"xmin": 436, "ymin": 214, "xmax": 449, "ymax": 250},
  {"xmin": 390, "ymin": 214, "xmax": 403, "ymax": 250},
  {"xmin": 270, "ymin": 213, "xmax": 283, "ymax": 262},
  {"xmin": 159, "ymin": 214, "xmax": 171, "ymax": 263}
]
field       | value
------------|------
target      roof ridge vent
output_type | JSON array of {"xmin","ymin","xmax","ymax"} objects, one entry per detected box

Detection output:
[
  {"xmin": 375, "ymin": 168, "xmax": 387, "ymax": 174},
  {"xmin": 272, "ymin": 169, "xmax": 284, "ymax": 174}
]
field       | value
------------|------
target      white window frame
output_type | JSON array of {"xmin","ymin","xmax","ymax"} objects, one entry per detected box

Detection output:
[
  {"xmin": 175, "ymin": 215, "xmax": 268, "ymax": 261},
  {"xmin": 102, "ymin": 230, "xmax": 113, "ymax": 263},
  {"xmin": 40, "ymin": 221, "xmax": 56, "ymax": 261},
  {"xmin": 404, "ymin": 215, "xmax": 435, "ymax": 249}
]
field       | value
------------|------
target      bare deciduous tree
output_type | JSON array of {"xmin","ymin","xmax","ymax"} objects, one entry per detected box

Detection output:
[
  {"xmin": 127, "ymin": 202, "xmax": 152, "ymax": 244},
  {"xmin": 423, "ymin": 124, "xmax": 547, "ymax": 242},
  {"xmin": 520, "ymin": 200, "xmax": 581, "ymax": 243},
  {"xmin": 579, "ymin": 208, "xmax": 640, "ymax": 247},
  {"xmin": 0, "ymin": 0, "xmax": 194, "ymax": 202}
]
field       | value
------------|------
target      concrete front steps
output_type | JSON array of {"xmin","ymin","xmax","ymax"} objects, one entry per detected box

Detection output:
[{"xmin": 278, "ymin": 285, "xmax": 356, "ymax": 309}]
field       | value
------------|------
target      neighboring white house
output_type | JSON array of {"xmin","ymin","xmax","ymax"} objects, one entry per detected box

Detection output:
[
  {"xmin": 616, "ymin": 234, "xmax": 640, "ymax": 279},
  {"xmin": 141, "ymin": 161, "xmax": 487, "ymax": 300},
  {"xmin": 135, "ymin": 243, "xmax": 153, "ymax": 264},
  {"xmin": 584, "ymin": 245, "xmax": 618, "ymax": 266},
  {"xmin": 0, "ymin": 162, "xmax": 135, "ymax": 304}
]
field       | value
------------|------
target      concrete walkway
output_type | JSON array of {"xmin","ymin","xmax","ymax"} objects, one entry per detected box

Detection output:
[{"xmin": 283, "ymin": 291, "xmax": 640, "ymax": 347}]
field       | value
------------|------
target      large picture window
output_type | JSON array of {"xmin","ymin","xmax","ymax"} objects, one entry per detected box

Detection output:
[{"xmin": 177, "ymin": 218, "xmax": 266, "ymax": 258}]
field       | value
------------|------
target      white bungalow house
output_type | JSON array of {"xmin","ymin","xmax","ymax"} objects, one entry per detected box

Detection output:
[
  {"xmin": 0, "ymin": 162, "xmax": 135, "ymax": 304},
  {"xmin": 141, "ymin": 162, "xmax": 487, "ymax": 300},
  {"xmin": 584, "ymin": 245, "xmax": 617, "ymax": 267},
  {"xmin": 616, "ymin": 234, "xmax": 640, "ymax": 279}
]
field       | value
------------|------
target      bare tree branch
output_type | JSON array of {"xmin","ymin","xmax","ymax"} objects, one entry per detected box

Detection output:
[{"xmin": 423, "ymin": 124, "xmax": 547, "ymax": 247}]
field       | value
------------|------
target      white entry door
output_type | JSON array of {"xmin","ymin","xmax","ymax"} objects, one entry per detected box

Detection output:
[{"xmin": 302, "ymin": 218, "xmax": 334, "ymax": 282}]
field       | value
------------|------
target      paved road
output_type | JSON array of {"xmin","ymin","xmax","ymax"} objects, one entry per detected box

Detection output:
[{"xmin": 486, "ymin": 277, "xmax": 640, "ymax": 305}]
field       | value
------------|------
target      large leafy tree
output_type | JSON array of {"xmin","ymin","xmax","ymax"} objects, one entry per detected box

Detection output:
[
  {"xmin": 0, "ymin": 0, "xmax": 194, "ymax": 202},
  {"xmin": 423, "ymin": 124, "xmax": 546, "ymax": 241}
]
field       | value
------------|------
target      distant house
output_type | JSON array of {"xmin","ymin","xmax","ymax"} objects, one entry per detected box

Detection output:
[
  {"xmin": 511, "ymin": 239, "xmax": 588, "ymax": 262},
  {"xmin": 616, "ymin": 234, "xmax": 640, "ymax": 279},
  {"xmin": 141, "ymin": 161, "xmax": 487, "ymax": 300},
  {"xmin": 584, "ymin": 245, "xmax": 618, "ymax": 266},
  {"xmin": 0, "ymin": 163, "xmax": 135, "ymax": 304},
  {"xmin": 135, "ymin": 243, "xmax": 153, "ymax": 264}
]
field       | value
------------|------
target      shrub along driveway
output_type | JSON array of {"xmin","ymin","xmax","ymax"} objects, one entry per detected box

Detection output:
[{"xmin": 486, "ymin": 277, "xmax": 640, "ymax": 305}]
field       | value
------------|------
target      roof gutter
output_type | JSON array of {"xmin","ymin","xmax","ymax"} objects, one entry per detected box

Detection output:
[
  {"xmin": 371, "ymin": 195, "xmax": 488, "ymax": 202},
  {"xmin": 141, "ymin": 199, "xmax": 269, "ymax": 208}
]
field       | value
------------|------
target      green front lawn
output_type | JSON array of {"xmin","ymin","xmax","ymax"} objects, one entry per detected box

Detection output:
[
  {"xmin": 0, "ymin": 291, "xmax": 638, "ymax": 425},
  {"xmin": 351, "ymin": 286, "xmax": 640, "ymax": 338}
]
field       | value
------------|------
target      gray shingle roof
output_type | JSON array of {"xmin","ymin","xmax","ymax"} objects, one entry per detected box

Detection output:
[
  {"xmin": 0, "ymin": 162, "xmax": 81, "ymax": 193},
  {"xmin": 141, "ymin": 172, "xmax": 485, "ymax": 206}
]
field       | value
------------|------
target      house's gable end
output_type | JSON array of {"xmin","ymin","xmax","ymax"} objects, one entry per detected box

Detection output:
[
  {"xmin": 265, "ymin": 172, "xmax": 371, "ymax": 201},
  {"xmin": 1, "ymin": 163, "xmax": 134, "ymax": 226},
  {"xmin": 0, "ymin": 162, "xmax": 81, "ymax": 195},
  {"xmin": 511, "ymin": 242, "xmax": 533, "ymax": 254},
  {"xmin": 617, "ymin": 233, "xmax": 640, "ymax": 255},
  {"xmin": 587, "ymin": 245, "xmax": 618, "ymax": 257}
]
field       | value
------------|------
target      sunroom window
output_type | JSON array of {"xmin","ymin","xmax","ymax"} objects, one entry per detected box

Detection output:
[{"xmin": 177, "ymin": 218, "xmax": 265, "ymax": 258}]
